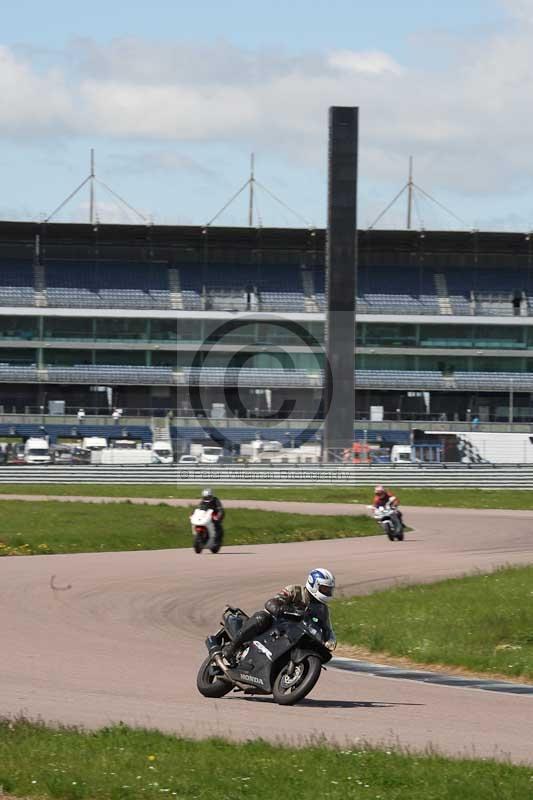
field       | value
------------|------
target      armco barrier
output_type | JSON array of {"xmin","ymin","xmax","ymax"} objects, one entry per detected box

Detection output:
[{"xmin": 1, "ymin": 464, "xmax": 533, "ymax": 487}]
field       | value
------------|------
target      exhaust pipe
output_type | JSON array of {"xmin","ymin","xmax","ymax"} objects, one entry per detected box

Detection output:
[{"xmin": 213, "ymin": 653, "xmax": 252, "ymax": 692}]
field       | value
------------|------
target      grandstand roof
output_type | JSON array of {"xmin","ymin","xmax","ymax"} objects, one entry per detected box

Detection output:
[{"xmin": 1, "ymin": 220, "xmax": 533, "ymax": 258}]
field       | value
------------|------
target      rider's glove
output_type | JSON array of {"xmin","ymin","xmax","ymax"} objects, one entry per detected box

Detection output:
[
  {"xmin": 325, "ymin": 633, "xmax": 337, "ymax": 651},
  {"xmin": 264, "ymin": 598, "xmax": 284, "ymax": 617}
]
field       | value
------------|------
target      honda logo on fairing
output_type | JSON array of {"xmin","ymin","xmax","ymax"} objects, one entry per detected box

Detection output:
[
  {"xmin": 253, "ymin": 641, "xmax": 273, "ymax": 660},
  {"xmin": 239, "ymin": 673, "xmax": 264, "ymax": 685}
]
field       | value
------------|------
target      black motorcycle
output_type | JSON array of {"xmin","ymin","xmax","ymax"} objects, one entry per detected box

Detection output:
[{"xmin": 196, "ymin": 606, "xmax": 333, "ymax": 705}]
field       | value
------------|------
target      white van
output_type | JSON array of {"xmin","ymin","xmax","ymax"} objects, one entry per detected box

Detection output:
[
  {"xmin": 24, "ymin": 437, "xmax": 51, "ymax": 464},
  {"xmin": 190, "ymin": 444, "xmax": 224, "ymax": 464},
  {"xmin": 152, "ymin": 440, "xmax": 174, "ymax": 465},
  {"xmin": 390, "ymin": 444, "xmax": 413, "ymax": 464}
]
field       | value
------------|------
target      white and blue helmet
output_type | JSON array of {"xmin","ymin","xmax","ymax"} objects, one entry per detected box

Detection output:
[{"xmin": 305, "ymin": 567, "xmax": 335, "ymax": 604}]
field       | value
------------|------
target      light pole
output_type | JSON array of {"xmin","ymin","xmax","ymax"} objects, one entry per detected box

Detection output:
[{"xmin": 509, "ymin": 378, "xmax": 514, "ymax": 427}]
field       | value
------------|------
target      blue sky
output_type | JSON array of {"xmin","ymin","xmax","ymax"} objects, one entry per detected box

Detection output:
[
  {"xmin": 1, "ymin": 0, "xmax": 531, "ymax": 230},
  {"xmin": 3, "ymin": 0, "xmax": 503, "ymax": 54}
]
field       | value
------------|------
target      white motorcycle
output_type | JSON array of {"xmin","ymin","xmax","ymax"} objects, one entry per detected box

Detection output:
[
  {"xmin": 368, "ymin": 503, "xmax": 405, "ymax": 542},
  {"xmin": 190, "ymin": 507, "xmax": 222, "ymax": 554}
]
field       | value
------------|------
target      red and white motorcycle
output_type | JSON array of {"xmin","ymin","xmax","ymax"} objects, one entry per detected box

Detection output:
[{"xmin": 190, "ymin": 507, "xmax": 222, "ymax": 554}]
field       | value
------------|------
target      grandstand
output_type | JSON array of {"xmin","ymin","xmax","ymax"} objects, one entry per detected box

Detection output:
[{"xmin": 0, "ymin": 221, "xmax": 532, "ymax": 449}]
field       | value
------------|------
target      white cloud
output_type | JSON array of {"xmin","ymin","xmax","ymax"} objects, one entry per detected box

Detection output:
[
  {"xmin": 502, "ymin": 0, "xmax": 533, "ymax": 22},
  {"xmin": 0, "ymin": 46, "xmax": 72, "ymax": 137},
  {"xmin": 3, "ymin": 12, "xmax": 533, "ymax": 222},
  {"xmin": 327, "ymin": 50, "xmax": 403, "ymax": 75}
]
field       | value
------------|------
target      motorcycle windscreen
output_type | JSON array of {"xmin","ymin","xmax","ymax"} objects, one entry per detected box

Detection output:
[{"xmin": 224, "ymin": 613, "xmax": 245, "ymax": 641}]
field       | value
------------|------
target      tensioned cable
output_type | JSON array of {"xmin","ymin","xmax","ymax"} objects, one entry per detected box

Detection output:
[
  {"xmin": 96, "ymin": 178, "xmax": 149, "ymax": 223},
  {"xmin": 367, "ymin": 183, "xmax": 408, "ymax": 230},
  {"xmin": 206, "ymin": 179, "xmax": 250, "ymax": 227},
  {"xmin": 413, "ymin": 182, "xmax": 467, "ymax": 227},
  {"xmin": 44, "ymin": 176, "xmax": 92, "ymax": 223},
  {"xmin": 254, "ymin": 180, "xmax": 312, "ymax": 227}
]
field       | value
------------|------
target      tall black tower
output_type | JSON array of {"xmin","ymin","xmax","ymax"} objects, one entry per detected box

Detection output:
[{"xmin": 323, "ymin": 106, "xmax": 358, "ymax": 459}]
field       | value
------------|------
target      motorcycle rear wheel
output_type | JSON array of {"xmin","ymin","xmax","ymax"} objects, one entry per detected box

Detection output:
[
  {"xmin": 193, "ymin": 533, "xmax": 204, "ymax": 554},
  {"xmin": 272, "ymin": 655, "xmax": 322, "ymax": 705},
  {"xmin": 196, "ymin": 655, "xmax": 232, "ymax": 698}
]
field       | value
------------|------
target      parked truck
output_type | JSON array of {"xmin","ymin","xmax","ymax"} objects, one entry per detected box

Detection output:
[
  {"xmin": 82, "ymin": 436, "xmax": 107, "ymax": 452},
  {"xmin": 240, "ymin": 439, "xmax": 321, "ymax": 464},
  {"xmin": 91, "ymin": 448, "xmax": 153, "ymax": 465}
]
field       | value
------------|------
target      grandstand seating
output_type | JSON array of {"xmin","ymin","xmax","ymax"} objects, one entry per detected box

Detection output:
[
  {"xmin": 0, "ymin": 422, "xmax": 152, "ymax": 444},
  {"xmin": 0, "ymin": 257, "xmax": 529, "ymax": 317},
  {"xmin": 45, "ymin": 261, "xmax": 171, "ymax": 309},
  {"xmin": 179, "ymin": 265, "xmax": 203, "ymax": 309},
  {"xmin": 0, "ymin": 363, "xmax": 38, "ymax": 381},
  {"xmin": 0, "ymin": 359, "xmax": 530, "ymax": 391},
  {"xmin": 256, "ymin": 265, "xmax": 305, "ymax": 311},
  {"xmin": 179, "ymin": 263, "xmax": 306, "ymax": 311},
  {"xmin": 454, "ymin": 371, "xmax": 533, "ymax": 390},
  {"xmin": 182, "ymin": 366, "xmax": 321, "ymax": 387},
  {"xmin": 0, "ymin": 261, "xmax": 35, "ymax": 306},
  {"xmin": 46, "ymin": 365, "xmax": 175, "ymax": 385},
  {"xmin": 356, "ymin": 370, "xmax": 446, "ymax": 389},
  {"xmin": 315, "ymin": 266, "xmax": 441, "ymax": 315}
]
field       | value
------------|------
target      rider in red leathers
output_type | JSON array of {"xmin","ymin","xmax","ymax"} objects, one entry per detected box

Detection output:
[{"xmin": 373, "ymin": 484, "xmax": 404, "ymax": 528}]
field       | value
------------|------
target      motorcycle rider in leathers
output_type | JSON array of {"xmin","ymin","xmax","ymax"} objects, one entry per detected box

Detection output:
[
  {"xmin": 199, "ymin": 487, "xmax": 224, "ymax": 547},
  {"xmin": 221, "ymin": 568, "xmax": 337, "ymax": 666},
  {"xmin": 373, "ymin": 484, "xmax": 404, "ymax": 528}
]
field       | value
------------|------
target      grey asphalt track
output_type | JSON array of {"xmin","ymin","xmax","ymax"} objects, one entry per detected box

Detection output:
[{"xmin": 1, "ymin": 504, "xmax": 533, "ymax": 764}]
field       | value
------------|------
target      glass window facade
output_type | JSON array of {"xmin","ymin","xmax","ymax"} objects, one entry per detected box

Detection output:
[
  {"xmin": 363, "ymin": 323, "xmax": 417, "ymax": 348},
  {"xmin": 44, "ymin": 349, "xmax": 92, "ymax": 366},
  {"xmin": 0, "ymin": 316, "xmax": 39, "ymax": 341},
  {"xmin": 0, "ymin": 348, "xmax": 37, "ymax": 365},
  {"xmin": 43, "ymin": 317, "xmax": 93, "ymax": 341},
  {"xmin": 95, "ymin": 319, "xmax": 146, "ymax": 341}
]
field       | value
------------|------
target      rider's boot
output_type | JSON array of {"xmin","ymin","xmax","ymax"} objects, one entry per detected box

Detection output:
[{"xmin": 215, "ymin": 522, "xmax": 224, "ymax": 548}]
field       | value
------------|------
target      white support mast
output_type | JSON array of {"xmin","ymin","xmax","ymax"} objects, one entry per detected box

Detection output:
[
  {"xmin": 407, "ymin": 156, "xmax": 413, "ymax": 230},
  {"xmin": 248, "ymin": 153, "xmax": 255, "ymax": 227},
  {"xmin": 45, "ymin": 149, "xmax": 149, "ymax": 224},
  {"xmin": 89, "ymin": 149, "xmax": 95, "ymax": 226}
]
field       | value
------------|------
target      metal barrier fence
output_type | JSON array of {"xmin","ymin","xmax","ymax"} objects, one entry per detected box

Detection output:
[{"xmin": 1, "ymin": 464, "xmax": 533, "ymax": 487}]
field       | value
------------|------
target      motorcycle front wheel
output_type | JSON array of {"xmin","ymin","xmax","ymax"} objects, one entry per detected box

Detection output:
[
  {"xmin": 193, "ymin": 533, "xmax": 204, "ymax": 554},
  {"xmin": 196, "ymin": 655, "xmax": 232, "ymax": 698},
  {"xmin": 383, "ymin": 522, "xmax": 395, "ymax": 542},
  {"xmin": 272, "ymin": 655, "xmax": 322, "ymax": 705}
]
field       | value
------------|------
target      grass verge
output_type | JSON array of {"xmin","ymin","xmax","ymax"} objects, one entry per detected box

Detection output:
[
  {"xmin": 0, "ymin": 719, "xmax": 532, "ymax": 800},
  {"xmin": 1, "ymin": 483, "xmax": 533, "ymax": 510},
  {"xmin": 333, "ymin": 565, "xmax": 533, "ymax": 682},
  {"xmin": 0, "ymin": 500, "xmax": 375, "ymax": 556}
]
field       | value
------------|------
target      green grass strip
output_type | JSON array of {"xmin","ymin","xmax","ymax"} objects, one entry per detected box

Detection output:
[
  {"xmin": 0, "ymin": 719, "xmax": 531, "ymax": 800},
  {"xmin": 0, "ymin": 500, "xmax": 375, "ymax": 556},
  {"xmin": 1, "ymin": 484, "xmax": 533, "ymax": 510},
  {"xmin": 333, "ymin": 565, "xmax": 533, "ymax": 681}
]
